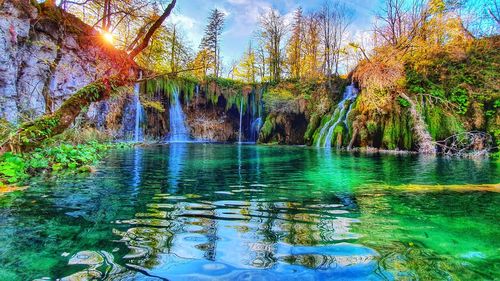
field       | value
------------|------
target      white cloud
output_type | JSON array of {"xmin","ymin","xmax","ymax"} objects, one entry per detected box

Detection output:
[{"xmin": 168, "ymin": 12, "xmax": 203, "ymax": 48}]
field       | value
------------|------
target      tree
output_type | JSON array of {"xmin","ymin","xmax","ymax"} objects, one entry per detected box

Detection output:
[
  {"xmin": 65, "ymin": 0, "xmax": 160, "ymax": 51},
  {"xmin": 373, "ymin": 0, "xmax": 430, "ymax": 51},
  {"xmin": 488, "ymin": 0, "xmax": 500, "ymax": 25},
  {"xmin": 303, "ymin": 13, "xmax": 322, "ymax": 78},
  {"xmin": 1, "ymin": 0, "xmax": 177, "ymax": 153},
  {"xmin": 134, "ymin": 23, "xmax": 192, "ymax": 74},
  {"xmin": 234, "ymin": 42, "xmax": 257, "ymax": 83},
  {"xmin": 190, "ymin": 49, "xmax": 213, "ymax": 79},
  {"xmin": 287, "ymin": 7, "xmax": 304, "ymax": 80},
  {"xmin": 200, "ymin": 9, "xmax": 225, "ymax": 78},
  {"xmin": 45, "ymin": 0, "xmax": 56, "ymax": 7},
  {"xmin": 259, "ymin": 9, "xmax": 287, "ymax": 83},
  {"xmin": 255, "ymin": 39, "xmax": 268, "ymax": 82},
  {"xmin": 319, "ymin": 0, "xmax": 352, "ymax": 81}
]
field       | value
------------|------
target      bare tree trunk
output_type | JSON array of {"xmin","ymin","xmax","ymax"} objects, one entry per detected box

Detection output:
[
  {"xmin": 347, "ymin": 127, "xmax": 358, "ymax": 150},
  {"xmin": 399, "ymin": 92, "xmax": 435, "ymax": 154}
]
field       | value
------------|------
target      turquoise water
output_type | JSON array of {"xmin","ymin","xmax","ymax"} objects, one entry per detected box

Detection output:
[{"xmin": 0, "ymin": 144, "xmax": 499, "ymax": 280}]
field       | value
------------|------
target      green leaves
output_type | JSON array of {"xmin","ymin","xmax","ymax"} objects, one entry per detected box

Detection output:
[
  {"xmin": 0, "ymin": 142, "xmax": 130, "ymax": 185},
  {"xmin": 450, "ymin": 87, "xmax": 469, "ymax": 115},
  {"xmin": 0, "ymin": 153, "xmax": 28, "ymax": 183}
]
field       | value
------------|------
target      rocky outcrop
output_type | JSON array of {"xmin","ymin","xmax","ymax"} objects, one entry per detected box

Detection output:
[
  {"xmin": 259, "ymin": 111, "xmax": 308, "ymax": 144},
  {"xmin": 259, "ymin": 98, "xmax": 309, "ymax": 145},
  {"xmin": 0, "ymin": 1, "xmax": 130, "ymax": 125},
  {"xmin": 0, "ymin": 0, "xmax": 33, "ymax": 123},
  {"xmin": 184, "ymin": 94, "xmax": 238, "ymax": 142}
]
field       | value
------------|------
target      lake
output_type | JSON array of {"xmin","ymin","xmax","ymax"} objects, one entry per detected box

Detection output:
[{"xmin": 0, "ymin": 144, "xmax": 499, "ymax": 280}]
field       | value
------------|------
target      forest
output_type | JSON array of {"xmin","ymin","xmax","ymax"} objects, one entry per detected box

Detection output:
[{"xmin": 0, "ymin": 0, "xmax": 499, "ymax": 280}]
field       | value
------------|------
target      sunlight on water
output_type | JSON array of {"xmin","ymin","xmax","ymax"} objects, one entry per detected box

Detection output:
[{"xmin": 0, "ymin": 144, "xmax": 499, "ymax": 280}]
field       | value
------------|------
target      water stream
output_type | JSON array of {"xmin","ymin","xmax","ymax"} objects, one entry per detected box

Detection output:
[
  {"xmin": 249, "ymin": 89, "xmax": 264, "ymax": 143},
  {"xmin": 317, "ymin": 84, "xmax": 358, "ymax": 148},
  {"xmin": 168, "ymin": 87, "xmax": 190, "ymax": 142},
  {"xmin": 238, "ymin": 97, "xmax": 243, "ymax": 143},
  {"xmin": 133, "ymin": 81, "xmax": 144, "ymax": 143}
]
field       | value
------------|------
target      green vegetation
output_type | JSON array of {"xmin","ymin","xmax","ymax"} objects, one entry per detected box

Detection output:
[
  {"xmin": 0, "ymin": 127, "xmax": 131, "ymax": 186},
  {"xmin": 259, "ymin": 115, "xmax": 277, "ymax": 142},
  {"xmin": 142, "ymin": 76, "xmax": 198, "ymax": 104},
  {"xmin": 0, "ymin": 141, "xmax": 129, "ymax": 186}
]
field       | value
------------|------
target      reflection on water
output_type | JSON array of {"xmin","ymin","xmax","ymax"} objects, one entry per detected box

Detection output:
[
  {"xmin": 132, "ymin": 147, "xmax": 143, "ymax": 196},
  {"xmin": 0, "ymin": 144, "xmax": 499, "ymax": 280},
  {"xmin": 168, "ymin": 142, "xmax": 188, "ymax": 190}
]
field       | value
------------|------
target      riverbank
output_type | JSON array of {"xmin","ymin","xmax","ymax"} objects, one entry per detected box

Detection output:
[
  {"xmin": 0, "ymin": 128, "xmax": 133, "ymax": 186},
  {"xmin": 2, "ymin": 139, "xmax": 495, "ymax": 188}
]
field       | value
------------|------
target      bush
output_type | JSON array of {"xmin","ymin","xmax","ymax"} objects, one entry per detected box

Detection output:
[{"xmin": 0, "ymin": 141, "xmax": 131, "ymax": 185}]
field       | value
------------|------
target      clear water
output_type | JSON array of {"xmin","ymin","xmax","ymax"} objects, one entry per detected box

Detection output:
[{"xmin": 0, "ymin": 144, "xmax": 499, "ymax": 280}]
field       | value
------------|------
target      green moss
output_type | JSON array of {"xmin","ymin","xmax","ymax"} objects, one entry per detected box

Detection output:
[
  {"xmin": 424, "ymin": 106, "xmax": 464, "ymax": 141},
  {"xmin": 333, "ymin": 125, "xmax": 345, "ymax": 147},
  {"xmin": 141, "ymin": 76, "xmax": 199, "ymax": 104},
  {"xmin": 259, "ymin": 115, "xmax": 277, "ymax": 142},
  {"xmin": 304, "ymin": 114, "xmax": 321, "ymax": 144},
  {"xmin": 366, "ymin": 120, "xmax": 378, "ymax": 135},
  {"xmin": 380, "ymin": 107, "xmax": 415, "ymax": 150},
  {"xmin": 206, "ymin": 76, "xmax": 244, "ymax": 89}
]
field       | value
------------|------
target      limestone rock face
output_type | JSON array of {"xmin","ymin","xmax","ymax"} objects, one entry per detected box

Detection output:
[
  {"xmin": 0, "ymin": 0, "xmax": 34, "ymax": 123},
  {"xmin": 0, "ymin": 1, "xmax": 128, "ymax": 125},
  {"xmin": 259, "ymin": 112, "xmax": 308, "ymax": 145},
  {"xmin": 185, "ymin": 95, "xmax": 238, "ymax": 142}
]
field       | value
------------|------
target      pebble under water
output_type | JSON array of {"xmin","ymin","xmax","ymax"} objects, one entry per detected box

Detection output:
[{"xmin": 0, "ymin": 144, "xmax": 499, "ymax": 280}]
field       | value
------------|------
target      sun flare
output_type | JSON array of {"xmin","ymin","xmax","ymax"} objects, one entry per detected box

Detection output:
[{"xmin": 102, "ymin": 31, "xmax": 114, "ymax": 44}]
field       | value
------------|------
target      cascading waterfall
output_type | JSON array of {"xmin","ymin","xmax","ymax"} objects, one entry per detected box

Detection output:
[
  {"xmin": 133, "ymin": 76, "xmax": 144, "ymax": 142},
  {"xmin": 316, "ymin": 83, "xmax": 358, "ymax": 148},
  {"xmin": 168, "ymin": 86, "xmax": 191, "ymax": 142},
  {"xmin": 238, "ymin": 97, "xmax": 244, "ymax": 143},
  {"xmin": 250, "ymin": 117, "xmax": 262, "ymax": 142},
  {"xmin": 249, "ymin": 89, "xmax": 264, "ymax": 143}
]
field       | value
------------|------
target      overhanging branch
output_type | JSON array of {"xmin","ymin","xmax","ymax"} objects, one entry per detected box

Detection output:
[{"xmin": 129, "ymin": 0, "xmax": 177, "ymax": 59}]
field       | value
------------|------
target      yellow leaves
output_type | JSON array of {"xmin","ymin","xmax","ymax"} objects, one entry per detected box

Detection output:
[
  {"xmin": 429, "ymin": 0, "xmax": 446, "ymax": 14},
  {"xmin": 141, "ymin": 100, "xmax": 165, "ymax": 112},
  {"xmin": 234, "ymin": 44, "xmax": 257, "ymax": 83},
  {"xmin": 190, "ymin": 49, "xmax": 214, "ymax": 79}
]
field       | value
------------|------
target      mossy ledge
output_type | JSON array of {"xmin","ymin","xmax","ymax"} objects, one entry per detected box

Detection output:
[{"xmin": 1, "ymin": 76, "xmax": 127, "ymax": 153}]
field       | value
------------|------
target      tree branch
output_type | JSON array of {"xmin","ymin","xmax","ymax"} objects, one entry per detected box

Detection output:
[{"xmin": 129, "ymin": 0, "xmax": 177, "ymax": 59}]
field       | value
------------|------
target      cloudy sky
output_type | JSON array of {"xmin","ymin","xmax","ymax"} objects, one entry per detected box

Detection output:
[{"xmin": 167, "ymin": 0, "xmax": 384, "ymax": 73}]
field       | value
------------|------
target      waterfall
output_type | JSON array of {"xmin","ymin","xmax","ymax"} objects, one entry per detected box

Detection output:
[
  {"xmin": 316, "ymin": 83, "xmax": 358, "ymax": 148},
  {"xmin": 238, "ymin": 97, "xmax": 243, "ymax": 143},
  {"xmin": 249, "ymin": 89, "xmax": 264, "ymax": 143},
  {"xmin": 250, "ymin": 117, "xmax": 262, "ymax": 142},
  {"xmin": 168, "ymin": 87, "xmax": 190, "ymax": 142},
  {"xmin": 133, "ymin": 78, "xmax": 144, "ymax": 142}
]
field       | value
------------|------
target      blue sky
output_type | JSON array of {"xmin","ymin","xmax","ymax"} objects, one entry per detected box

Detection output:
[{"xmin": 168, "ymin": 0, "xmax": 384, "ymax": 72}]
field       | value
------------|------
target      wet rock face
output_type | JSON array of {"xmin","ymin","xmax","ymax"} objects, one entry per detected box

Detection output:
[
  {"xmin": 0, "ymin": 2, "xmax": 128, "ymax": 125},
  {"xmin": 260, "ymin": 112, "xmax": 308, "ymax": 145},
  {"xmin": 0, "ymin": 0, "xmax": 34, "ymax": 123},
  {"xmin": 185, "ymin": 95, "xmax": 238, "ymax": 142}
]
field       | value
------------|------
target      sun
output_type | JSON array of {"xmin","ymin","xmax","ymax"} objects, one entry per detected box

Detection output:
[{"xmin": 102, "ymin": 31, "xmax": 114, "ymax": 44}]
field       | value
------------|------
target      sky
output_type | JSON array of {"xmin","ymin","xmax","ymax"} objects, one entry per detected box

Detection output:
[{"xmin": 167, "ymin": 0, "xmax": 385, "ymax": 73}]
